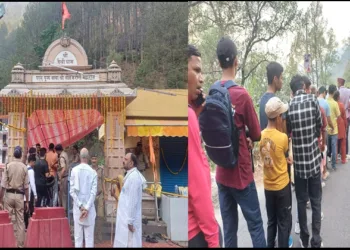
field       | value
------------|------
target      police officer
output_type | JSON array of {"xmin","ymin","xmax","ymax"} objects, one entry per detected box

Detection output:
[
  {"xmin": 55, "ymin": 144, "xmax": 69, "ymax": 213},
  {"xmin": 0, "ymin": 146, "xmax": 29, "ymax": 248}
]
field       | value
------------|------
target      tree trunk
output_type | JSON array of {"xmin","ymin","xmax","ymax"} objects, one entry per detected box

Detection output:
[
  {"xmin": 100, "ymin": 4, "xmax": 103, "ymax": 68},
  {"xmin": 113, "ymin": 2, "xmax": 116, "ymax": 51},
  {"xmin": 81, "ymin": 2, "xmax": 85, "ymax": 48},
  {"xmin": 140, "ymin": 3, "xmax": 144, "ymax": 62}
]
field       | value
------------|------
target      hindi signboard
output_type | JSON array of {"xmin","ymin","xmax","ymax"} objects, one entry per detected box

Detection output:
[
  {"xmin": 54, "ymin": 51, "xmax": 78, "ymax": 66},
  {"xmin": 32, "ymin": 74, "xmax": 99, "ymax": 83}
]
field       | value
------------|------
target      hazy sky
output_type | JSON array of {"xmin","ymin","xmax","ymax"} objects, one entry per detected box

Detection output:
[
  {"xmin": 298, "ymin": 1, "xmax": 350, "ymax": 46},
  {"xmin": 264, "ymin": 1, "xmax": 350, "ymax": 68}
]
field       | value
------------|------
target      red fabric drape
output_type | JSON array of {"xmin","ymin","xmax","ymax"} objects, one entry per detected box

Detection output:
[{"xmin": 27, "ymin": 109, "xmax": 103, "ymax": 149}]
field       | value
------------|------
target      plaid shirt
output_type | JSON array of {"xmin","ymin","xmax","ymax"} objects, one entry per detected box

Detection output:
[{"xmin": 287, "ymin": 89, "xmax": 322, "ymax": 179}]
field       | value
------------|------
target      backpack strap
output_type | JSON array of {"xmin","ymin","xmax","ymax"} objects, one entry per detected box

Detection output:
[
  {"xmin": 222, "ymin": 80, "xmax": 238, "ymax": 89},
  {"xmin": 216, "ymin": 80, "xmax": 244, "ymax": 131},
  {"xmin": 214, "ymin": 80, "xmax": 238, "ymax": 90}
]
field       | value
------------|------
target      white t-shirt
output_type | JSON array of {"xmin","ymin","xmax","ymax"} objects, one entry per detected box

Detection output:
[{"xmin": 24, "ymin": 165, "xmax": 37, "ymax": 202}]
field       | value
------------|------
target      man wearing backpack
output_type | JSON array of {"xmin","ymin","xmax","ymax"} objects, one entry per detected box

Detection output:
[
  {"xmin": 213, "ymin": 37, "xmax": 265, "ymax": 248},
  {"xmin": 188, "ymin": 44, "xmax": 221, "ymax": 248}
]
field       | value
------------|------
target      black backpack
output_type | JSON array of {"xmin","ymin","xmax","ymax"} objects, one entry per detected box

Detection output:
[{"xmin": 199, "ymin": 80, "xmax": 240, "ymax": 169}]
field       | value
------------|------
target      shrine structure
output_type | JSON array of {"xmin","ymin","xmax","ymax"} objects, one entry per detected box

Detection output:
[
  {"xmin": 0, "ymin": 36, "xmax": 136, "ymax": 184},
  {"xmin": 0, "ymin": 36, "xmax": 188, "ymax": 242}
]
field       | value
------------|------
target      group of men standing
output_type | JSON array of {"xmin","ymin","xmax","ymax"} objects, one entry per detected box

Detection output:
[
  {"xmin": 70, "ymin": 149, "xmax": 146, "ymax": 248},
  {"xmin": 25, "ymin": 143, "xmax": 76, "ymax": 213},
  {"xmin": 0, "ymin": 143, "xmax": 80, "ymax": 247},
  {"xmin": 188, "ymin": 36, "xmax": 350, "ymax": 248},
  {"xmin": 0, "ymin": 142, "xmax": 146, "ymax": 248}
]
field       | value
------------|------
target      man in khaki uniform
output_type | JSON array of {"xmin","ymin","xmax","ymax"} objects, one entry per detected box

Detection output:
[
  {"xmin": 91, "ymin": 154, "xmax": 106, "ymax": 243},
  {"xmin": 55, "ymin": 144, "xmax": 69, "ymax": 213},
  {"xmin": 0, "ymin": 146, "xmax": 29, "ymax": 248}
]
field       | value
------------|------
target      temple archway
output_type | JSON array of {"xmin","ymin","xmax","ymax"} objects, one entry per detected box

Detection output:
[{"xmin": 0, "ymin": 36, "xmax": 136, "ymax": 187}]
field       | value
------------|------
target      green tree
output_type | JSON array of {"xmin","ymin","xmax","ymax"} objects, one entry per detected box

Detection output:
[
  {"xmin": 190, "ymin": 1, "xmax": 299, "ymax": 86},
  {"xmin": 286, "ymin": 2, "xmax": 339, "ymax": 88},
  {"xmin": 33, "ymin": 23, "xmax": 61, "ymax": 65},
  {"xmin": 0, "ymin": 2, "xmax": 188, "ymax": 89}
]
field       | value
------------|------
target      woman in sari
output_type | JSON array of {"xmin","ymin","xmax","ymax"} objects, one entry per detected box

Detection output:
[{"xmin": 334, "ymin": 91, "xmax": 348, "ymax": 164}]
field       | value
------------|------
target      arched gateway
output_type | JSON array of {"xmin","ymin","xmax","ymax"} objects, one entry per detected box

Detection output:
[
  {"xmin": 0, "ymin": 36, "xmax": 189, "ymax": 243},
  {"xmin": 0, "ymin": 36, "xmax": 136, "ymax": 186}
]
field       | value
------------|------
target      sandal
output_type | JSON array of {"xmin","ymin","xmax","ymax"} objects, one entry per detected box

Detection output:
[
  {"xmin": 142, "ymin": 218, "xmax": 148, "ymax": 225},
  {"xmin": 152, "ymin": 233, "xmax": 163, "ymax": 240},
  {"xmin": 146, "ymin": 235, "xmax": 158, "ymax": 243}
]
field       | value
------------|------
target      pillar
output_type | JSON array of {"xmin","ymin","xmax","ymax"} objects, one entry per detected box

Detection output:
[
  {"xmin": 104, "ymin": 111, "xmax": 125, "ymax": 221},
  {"xmin": 7, "ymin": 112, "xmax": 26, "ymax": 163}
]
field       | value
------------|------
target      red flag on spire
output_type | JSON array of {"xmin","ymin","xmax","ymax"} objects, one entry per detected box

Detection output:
[{"xmin": 61, "ymin": 2, "xmax": 71, "ymax": 30}]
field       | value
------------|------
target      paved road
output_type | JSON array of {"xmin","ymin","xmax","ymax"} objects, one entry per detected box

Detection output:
[{"xmin": 214, "ymin": 162, "xmax": 350, "ymax": 247}]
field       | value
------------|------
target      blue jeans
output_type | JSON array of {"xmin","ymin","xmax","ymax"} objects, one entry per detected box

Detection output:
[
  {"xmin": 217, "ymin": 181, "xmax": 266, "ymax": 248},
  {"xmin": 327, "ymin": 134, "xmax": 338, "ymax": 169}
]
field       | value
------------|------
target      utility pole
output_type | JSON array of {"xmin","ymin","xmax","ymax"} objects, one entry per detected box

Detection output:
[
  {"xmin": 314, "ymin": 1, "xmax": 319, "ymax": 88},
  {"xmin": 306, "ymin": 18, "xmax": 308, "ymax": 54}
]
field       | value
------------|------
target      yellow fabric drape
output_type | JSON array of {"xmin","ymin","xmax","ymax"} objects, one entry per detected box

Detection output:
[
  {"xmin": 112, "ymin": 175, "xmax": 124, "ymax": 209},
  {"xmin": 127, "ymin": 126, "xmax": 187, "ymax": 137},
  {"xmin": 147, "ymin": 184, "xmax": 162, "ymax": 198}
]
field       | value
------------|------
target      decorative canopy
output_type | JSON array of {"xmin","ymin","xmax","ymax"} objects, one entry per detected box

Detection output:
[
  {"xmin": 27, "ymin": 109, "xmax": 104, "ymax": 149},
  {"xmin": 0, "ymin": 36, "xmax": 136, "ymax": 148},
  {"xmin": 124, "ymin": 89, "xmax": 188, "ymax": 137},
  {"xmin": 125, "ymin": 119, "xmax": 187, "ymax": 137}
]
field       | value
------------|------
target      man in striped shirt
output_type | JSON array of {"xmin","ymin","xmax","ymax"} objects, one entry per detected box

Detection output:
[{"xmin": 286, "ymin": 74, "xmax": 323, "ymax": 248}]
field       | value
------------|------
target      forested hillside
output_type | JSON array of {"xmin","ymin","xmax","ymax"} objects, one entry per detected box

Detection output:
[
  {"xmin": 0, "ymin": 2, "xmax": 188, "ymax": 89},
  {"xmin": 0, "ymin": 2, "xmax": 28, "ymax": 32}
]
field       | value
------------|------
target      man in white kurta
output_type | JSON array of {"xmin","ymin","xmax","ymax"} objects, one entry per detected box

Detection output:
[
  {"xmin": 69, "ymin": 148, "xmax": 97, "ymax": 248},
  {"xmin": 114, "ymin": 153, "xmax": 146, "ymax": 248}
]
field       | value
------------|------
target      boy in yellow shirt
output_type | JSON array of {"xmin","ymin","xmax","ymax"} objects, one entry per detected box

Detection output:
[
  {"xmin": 260, "ymin": 97, "xmax": 292, "ymax": 248},
  {"xmin": 326, "ymin": 84, "xmax": 341, "ymax": 171}
]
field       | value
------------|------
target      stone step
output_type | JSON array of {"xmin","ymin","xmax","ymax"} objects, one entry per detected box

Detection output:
[{"xmin": 142, "ymin": 220, "xmax": 167, "ymax": 236}]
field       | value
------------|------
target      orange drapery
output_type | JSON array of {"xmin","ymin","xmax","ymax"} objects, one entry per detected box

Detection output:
[{"xmin": 149, "ymin": 135, "xmax": 158, "ymax": 182}]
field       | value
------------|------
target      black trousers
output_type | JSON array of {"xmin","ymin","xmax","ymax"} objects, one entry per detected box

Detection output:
[
  {"xmin": 189, "ymin": 223, "xmax": 223, "ymax": 248},
  {"xmin": 36, "ymin": 185, "xmax": 49, "ymax": 207},
  {"xmin": 295, "ymin": 172, "xmax": 322, "ymax": 248},
  {"xmin": 24, "ymin": 192, "xmax": 34, "ymax": 229},
  {"xmin": 265, "ymin": 183, "xmax": 292, "ymax": 248},
  {"xmin": 287, "ymin": 163, "xmax": 293, "ymax": 234}
]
